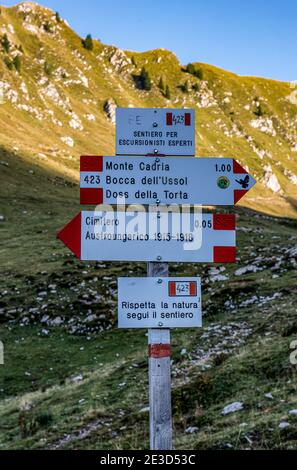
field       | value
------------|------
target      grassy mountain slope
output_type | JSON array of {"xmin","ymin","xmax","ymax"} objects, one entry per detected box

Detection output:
[
  {"xmin": 0, "ymin": 2, "xmax": 297, "ymax": 451},
  {"xmin": 0, "ymin": 199, "xmax": 297, "ymax": 449},
  {"xmin": 0, "ymin": 2, "xmax": 297, "ymax": 217}
]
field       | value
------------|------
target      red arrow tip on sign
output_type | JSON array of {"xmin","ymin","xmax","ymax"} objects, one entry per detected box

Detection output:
[
  {"xmin": 233, "ymin": 159, "xmax": 248, "ymax": 174},
  {"xmin": 57, "ymin": 213, "xmax": 81, "ymax": 258},
  {"xmin": 234, "ymin": 189, "xmax": 248, "ymax": 204}
]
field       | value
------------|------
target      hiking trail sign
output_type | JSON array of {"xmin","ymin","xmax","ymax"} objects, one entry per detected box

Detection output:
[
  {"xmin": 80, "ymin": 156, "xmax": 256, "ymax": 205},
  {"xmin": 57, "ymin": 211, "xmax": 236, "ymax": 263},
  {"xmin": 57, "ymin": 106, "xmax": 257, "ymax": 452},
  {"xmin": 116, "ymin": 108, "xmax": 195, "ymax": 156},
  {"xmin": 118, "ymin": 277, "xmax": 202, "ymax": 329}
]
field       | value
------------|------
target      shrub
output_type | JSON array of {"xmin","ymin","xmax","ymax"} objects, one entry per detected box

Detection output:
[
  {"xmin": 212, "ymin": 352, "xmax": 229, "ymax": 366},
  {"xmin": 158, "ymin": 76, "xmax": 165, "ymax": 91},
  {"xmin": 35, "ymin": 411, "xmax": 53, "ymax": 427},
  {"xmin": 140, "ymin": 67, "xmax": 151, "ymax": 91},
  {"xmin": 282, "ymin": 320, "xmax": 297, "ymax": 337},
  {"xmin": 13, "ymin": 55, "xmax": 21, "ymax": 72},
  {"xmin": 194, "ymin": 68, "xmax": 203, "ymax": 80},
  {"xmin": 4, "ymin": 57, "xmax": 13, "ymax": 70},
  {"xmin": 55, "ymin": 11, "xmax": 61, "ymax": 23},
  {"xmin": 192, "ymin": 83, "xmax": 200, "ymax": 92},
  {"xmin": 185, "ymin": 63, "xmax": 203, "ymax": 80},
  {"xmin": 18, "ymin": 44, "xmax": 24, "ymax": 53},
  {"xmin": 18, "ymin": 412, "xmax": 37, "ymax": 438},
  {"xmin": 44, "ymin": 61, "xmax": 54, "ymax": 76},
  {"xmin": 82, "ymin": 34, "xmax": 94, "ymax": 51},
  {"xmin": 18, "ymin": 410, "xmax": 53, "ymax": 438},
  {"xmin": 131, "ymin": 55, "xmax": 136, "ymax": 66},
  {"xmin": 254, "ymin": 104, "xmax": 264, "ymax": 117},
  {"xmin": 1, "ymin": 34, "xmax": 10, "ymax": 53},
  {"xmin": 164, "ymin": 84, "xmax": 171, "ymax": 99},
  {"xmin": 186, "ymin": 63, "xmax": 195, "ymax": 75},
  {"xmin": 43, "ymin": 22, "xmax": 52, "ymax": 33},
  {"xmin": 179, "ymin": 80, "xmax": 189, "ymax": 93}
]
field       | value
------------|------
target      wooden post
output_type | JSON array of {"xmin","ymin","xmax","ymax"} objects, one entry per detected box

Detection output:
[{"xmin": 148, "ymin": 261, "xmax": 173, "ymax": 450}]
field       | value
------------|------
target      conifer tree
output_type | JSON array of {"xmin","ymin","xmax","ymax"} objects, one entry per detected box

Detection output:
[
  {"xmin": 158, "ymin": 76, "xmax": 165, "ymax": 91},
  {"xmin": 4, "ymin": 57, "xmax": 13, "ymax": 70},
  {"xmin": 164, "ymin": 85, "xmax": 171, "ymax": 99},
  {"xmin": 83, "ymin": 34, "xmax": 94, "ymax": 51},
  {"xmin": 194, "ymin": 68, "xmax": 203, "ymax": 80},
  {"xmin": 254, "ymin": 103, "xmax": 264, "ymax": 117},
  {"xmin": 2, "ymin": 34, "xmax": 10, "ymax": 53},
  {"xmin": 13, "ymin": 55, "xmax": 21, "ymax": 73},
  {"xmin": 140, "ymin": 67, "xmax": 151, "ymax": 91},
  {"xmin": 186, "ymin": 63, "xmax": 195, "ymax": 75},
  {"xmin": 43, "ymin": 22, "xmax": 52, "ymax": 33}
]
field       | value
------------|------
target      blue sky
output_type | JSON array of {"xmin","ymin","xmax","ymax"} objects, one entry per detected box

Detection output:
[{"xmin": 2, "ymin": 0, "xmax": 297, "ymax": 81}]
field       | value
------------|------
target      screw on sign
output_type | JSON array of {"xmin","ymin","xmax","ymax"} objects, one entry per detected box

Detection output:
[{"xmin": 57, "ymin": 107, "xmax": 256, "ymax": 451}]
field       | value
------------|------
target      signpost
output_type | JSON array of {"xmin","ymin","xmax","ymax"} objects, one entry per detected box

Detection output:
[
  {"xmin": 57, "ymin": 211, "xmax": 236, "ymax": 263},
  {"xmin": 118, "ymin": 277, "xmax": 201, "ymax": 329},
  {"xmin": 80, "ymin": 155, "xmax": 256, "ymax": 205},
  {"xmin": 57, "ymin": 106, "xmax": 256, "ymax": 451},
  {"xmin": 147, "ymin": 261, "xmax": 172, "ymax": 450},
  {"xmin": 116, "ymin": 108, "xmax": 195, "ymax": 156}
]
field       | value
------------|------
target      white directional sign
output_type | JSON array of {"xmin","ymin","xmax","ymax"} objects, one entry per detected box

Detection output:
[
  {"xmin": 57, "ymin": 211, "xmax": 236, "ymax": 263},
  {"xmin": 118, "ymin": 277, "xmax": 202, "ymax": 329},
  {"xmin": 80, "ymin": 156, "xmax": 256, "ymax": 206},
  {"xmin": 116, "ymin": 108, "xmax": 195, "ymax": 156}
]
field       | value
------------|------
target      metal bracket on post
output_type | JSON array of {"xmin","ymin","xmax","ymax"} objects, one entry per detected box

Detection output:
[{"xmin": 147, "ymin": 261, "xmax": 172, "ymax": 451}]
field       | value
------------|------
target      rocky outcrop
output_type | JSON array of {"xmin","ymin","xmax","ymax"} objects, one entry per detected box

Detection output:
[
  {"xmin": 104, "ymin": 98, "xmax": 116, "ymax": 124},
  {"xmin": 250, "ymin": 117, "xmax": 276, "ymax": 136},
  {"xmin": 263, "ymin": 165, "xmax": 281, "ymax": 193},
  {"xmin": 109, "ymin": 48, "xmax": 130, "ymax": 72}
]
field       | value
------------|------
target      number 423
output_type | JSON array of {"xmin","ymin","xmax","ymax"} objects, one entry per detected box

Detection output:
[{"xmin": 84, "ymin": 175, "xmax": 100, "ymax": 185}]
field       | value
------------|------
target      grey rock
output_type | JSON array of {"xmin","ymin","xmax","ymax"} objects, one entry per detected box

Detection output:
[
  {"xmin": 185, "ymin": 426, "xmax": 199, "ymax": 434},
  {"xmin": 139, "ymin": 406, "xmax": 150, "ymax": 413},
  {"xmin": 279, "ymin": 422, "xmax": 290, "ymax": 429},
  {"xmin": 222, "ymin": 402, "xmax": 244, "ymax": 415}
]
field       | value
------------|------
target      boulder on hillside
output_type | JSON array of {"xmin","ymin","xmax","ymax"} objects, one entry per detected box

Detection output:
[
  {"xmin": 263, "ymin": 165, "xmax": 281, "ymax": 193},
  {"xmin": 104, "ymin": 98, "xmax": 116, "ymax": 125},
  {"xmin": 109, "ymin": 48, "xmax": 131, "ymax": 72}
]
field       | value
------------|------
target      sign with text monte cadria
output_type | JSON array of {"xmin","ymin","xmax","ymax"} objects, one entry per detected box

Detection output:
[
  {"xmin": 118, "ymin": 277, "xmax": 202, "ymax": 329},
  {"xmin": 57, "ymin": 211, "xmax": 236, "ymax": 263},
  {"xmin": 116, "ymin": 108, "xmax": 195, "ymax": 156},
  {"xmin": 80, "ymin": 156, "xmax": 256, "ymax": 206}
]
